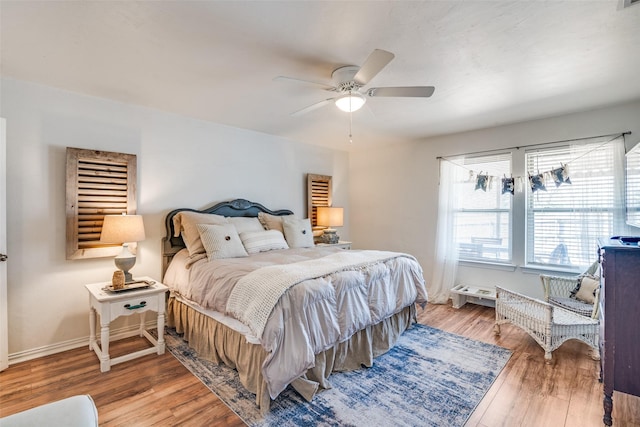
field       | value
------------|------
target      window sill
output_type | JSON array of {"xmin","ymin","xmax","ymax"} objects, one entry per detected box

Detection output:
[
  {"xmin": 520, "ymin": 264, "xmax": 582, "ymax": 276},
  {"xmin": 458, "ymin": 260, "xmax": 518, "ymax": 272}
]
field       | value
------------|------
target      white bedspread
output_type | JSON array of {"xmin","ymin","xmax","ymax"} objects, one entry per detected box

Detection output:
[
  {"xmin": 227, "ymin": 250, "xmax": 416, "ymax": 339},
  {"xmin": 166, "ymin": 247, "xmax": 428, "ymax": 399}
]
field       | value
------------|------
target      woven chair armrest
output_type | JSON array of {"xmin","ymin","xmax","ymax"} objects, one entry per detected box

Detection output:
[{"xmin": 497, "ymin": 286, "xmax": 552, "ymax": 322}]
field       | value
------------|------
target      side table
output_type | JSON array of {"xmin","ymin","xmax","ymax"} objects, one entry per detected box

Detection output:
[
  {"xmin": 85, "ymin": 276, "xmax": 168, "ymax": 372},
  {"xmin": 316, "ymin": 241, "xmax": 352, "ymax": 250}
]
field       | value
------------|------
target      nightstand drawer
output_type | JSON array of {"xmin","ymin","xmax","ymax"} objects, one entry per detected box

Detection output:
[{"xmin": 110, "ymin": 294, "xmax": 160, "ymax": 318}]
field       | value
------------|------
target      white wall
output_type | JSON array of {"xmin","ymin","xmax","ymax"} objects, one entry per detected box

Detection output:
[
  {"xmin": 0, "ymin": 78, "xmax": 349, "ymax": 361},
  {"xmin": 350, "ymin": 100, "xmax": 640, "ymax": 299}
]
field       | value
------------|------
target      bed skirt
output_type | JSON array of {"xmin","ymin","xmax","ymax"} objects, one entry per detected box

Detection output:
[{"xmin": 166, "ymin": 296, "xmax": 416, "ymax": 412}]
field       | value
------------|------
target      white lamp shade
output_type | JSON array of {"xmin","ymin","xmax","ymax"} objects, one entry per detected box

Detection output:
[
  {"xmin": 100, "ymin": 214, "xmax": 146, "ymax": 244},
  {"xmin": 316, "ymin": 207, "xmax": 344, "ymax": 227},
  {"xmin": 335, "ymin": 93, "xmax": 365, "ymax": 112}
]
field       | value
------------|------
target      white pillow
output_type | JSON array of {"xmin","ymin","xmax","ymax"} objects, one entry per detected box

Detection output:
[
  {"xmin": 240, "ymin": 230, "xmax": 289, "ymax": 254},
  {"xmin": 196, "ymin": 223, "xmax": 248, "ymax": 260},
  {"xmin": 227, "ymin": 217, "xmax": 264, "ymax": 234},
  {"xmin": 282, "ymin": 217, "xmax": 314, "ymax": 248},
  {"xmin": 575, "ymin": 275, "xmax": 599, "ymax": 304}
]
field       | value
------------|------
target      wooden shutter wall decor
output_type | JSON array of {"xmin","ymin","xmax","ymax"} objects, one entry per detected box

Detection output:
[
  {"xmin": 66, "ymin": 147, "xmax": 137, "ymax": 260},
  {"xmin": 307, "ymin": 174, "xmax": 332, "ymax": 227}
]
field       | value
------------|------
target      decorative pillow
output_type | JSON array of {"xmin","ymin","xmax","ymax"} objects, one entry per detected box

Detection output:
[
  {"xmin": 282, "ymin": 217, "xmax": 314, "ymax": 248},
  {"xmin": 227, "ymin": 217, "xmax": 264, "ymax": 234},
  {"xmin": 575, "ymin": 275, "xmax": 599, "ymax": 304},
  {"xmin": 240, "ymin": 230, "xmax": 289, "ymax": 254},
  {"xmin": 196, "ymin": 223, "xmax": 248, "ymax": 260},
  {"xmin": 173, "ymin": 212, "xmax": 228, "ymax": 257},
  {"xmin": 258, "ymin": 212, "xmax": 292, "ymax": 233}
]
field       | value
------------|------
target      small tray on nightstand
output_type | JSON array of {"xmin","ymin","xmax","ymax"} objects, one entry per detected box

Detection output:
[{"xmin": 102, "ymin": 279, "xmax": 155, "ymax": 293}]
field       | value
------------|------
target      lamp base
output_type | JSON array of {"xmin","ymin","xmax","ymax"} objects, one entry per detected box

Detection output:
[
  {"xmin": 114, "ymin": 258, "xmax": 135, "ymax": 283},
  {"xmin": 114, "ymin": 244, "xmax": 136, "ymax": 283},
  {"xmin": 321, "ymin": 229, "xmax": 339, "ymax": 244}
]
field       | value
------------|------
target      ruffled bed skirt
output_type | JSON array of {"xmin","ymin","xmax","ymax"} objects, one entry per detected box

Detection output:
[{"xmin": 167, "ymin": 296, "xmax": 416, "ymax": 412}]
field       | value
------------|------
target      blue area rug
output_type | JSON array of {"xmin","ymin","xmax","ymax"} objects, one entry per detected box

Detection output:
[{"xmin": 164, "ymin": 323, "xmax": 511, "ymax": 426}]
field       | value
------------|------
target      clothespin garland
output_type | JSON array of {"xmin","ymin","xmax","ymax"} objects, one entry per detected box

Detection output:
[
  {"xmin": 475, "ymin": 172, "xmax": 489, "ymax": 191},
  {"xmin": 501, "ymin": 176, "xmax": 515, "ymax": 195},
  {"xmin": 529, "ymin": 173, "xmax": 547, "ymax": 192},
  {"xmin": 551, "ymin": 164, "xmax": 571, "ymax": 187}
]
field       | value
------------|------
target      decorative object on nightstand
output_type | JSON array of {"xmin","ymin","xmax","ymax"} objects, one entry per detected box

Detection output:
[
  {"xmin": 111, "ymin": 270, "xmax": 125, "ymax": 290},
  {"xmin": 317, "ymin": 206, "xmax": 343, "ymax": 244},
  {"xmin": 85, "ymin": 277, "xmax": 167, "ymax": 372},
  {"xmin": 100, "ymin": 214, "xmax": 145, "ymax": 283}
]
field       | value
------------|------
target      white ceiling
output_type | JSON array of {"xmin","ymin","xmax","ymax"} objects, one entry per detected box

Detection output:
[{"xmin": 2, "ymin": 1, "xmax": 640, "ymax": 151}]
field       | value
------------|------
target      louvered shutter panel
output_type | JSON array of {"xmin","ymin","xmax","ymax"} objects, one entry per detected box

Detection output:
[
  {"xmin": 307, "ymin": 174, "xmax": 332, "ymax": 226},
  {"xmin": 66, "ymin": 148, "xmax": 137, "ymax": 259}
]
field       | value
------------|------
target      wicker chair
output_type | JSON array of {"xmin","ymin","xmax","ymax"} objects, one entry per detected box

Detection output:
[
  {"xmin": 494, "ymin": 286, "xmax": 599, "ymax": 362},
  {"xmin": 540, "ymin": 261, "xmax": 600, "ymax": 319}
]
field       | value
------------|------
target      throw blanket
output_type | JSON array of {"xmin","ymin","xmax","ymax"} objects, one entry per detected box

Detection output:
[{"xmin": 227, "ymin": 250, "xmax": 414, "ymax": 338}]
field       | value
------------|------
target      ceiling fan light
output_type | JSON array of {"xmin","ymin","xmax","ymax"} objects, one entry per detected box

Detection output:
[{"xmin": 335, "ymin": 93, "xmax": 365, "ymax": 112}]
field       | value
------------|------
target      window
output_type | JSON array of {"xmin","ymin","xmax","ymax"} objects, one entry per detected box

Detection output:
[
  {"xmin": 442, "ymin": 134, "xmax": 626, "ymax": 271},
  {"xmin": 454, "ymin": 153, "xmax": 512, "ymax": 263},
  {"xmin": 526, "ymin": 138, "xmax": 625, "ymax": 268}
]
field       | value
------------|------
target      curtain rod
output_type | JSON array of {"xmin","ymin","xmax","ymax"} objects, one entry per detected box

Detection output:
[{"xmin": 436, "ymin": 131, "xmax": 631, "ymax": 160}]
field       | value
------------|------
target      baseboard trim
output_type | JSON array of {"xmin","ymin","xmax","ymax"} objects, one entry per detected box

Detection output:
[{"xmin": 8, "ymin": 321, "xmax": 158, "ymax": 365}]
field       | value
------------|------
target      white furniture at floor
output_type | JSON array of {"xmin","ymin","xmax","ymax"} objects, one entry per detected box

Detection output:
[
  {"xmin": 85, "ymin": 277, "xmax": 168, "ymax": 372},
  {"xmin": 450, "ymin": 284, "xmax": 496, "ymax": 308},
  {"xmin": 0, "ymin": 395, "xmax": 98, "ymax": 427},
  {"xmin": 494, "ymin": 286, "xmax": 599, "ymax": 362},
  {"xmin": 316, "ymin": 241, "xmax": 352, "ymax": 250}
]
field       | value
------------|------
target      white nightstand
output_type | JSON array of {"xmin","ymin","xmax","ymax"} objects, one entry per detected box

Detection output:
[
  {"xmin": 85, "ymin": 276, "xmax": 168, "ymax": 372},
  {"xmin": 316, "ymin": 241, "xmax": 352, "ymax": 250}
]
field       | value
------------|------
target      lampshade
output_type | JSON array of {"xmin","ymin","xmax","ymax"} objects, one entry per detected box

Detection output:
[
  {"xmin": 100, "ymin": 214, "xmax": 145, "ymax": 284},
  {"xmin": 335, "ymin": 93, "xmax": 365, "ymax": 113},
  {"xmin": 317, "ymin": 207, "xmax": 344, "ymax": 228},
  {"xmin": 100, "ymin": 214, "xmax": 146, "ymax": 244}
]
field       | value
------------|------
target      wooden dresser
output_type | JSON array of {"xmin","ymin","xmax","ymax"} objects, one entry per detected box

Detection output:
[{"xmin": 598, "ymin": 237, "xmax": 640, "ymax": 426}]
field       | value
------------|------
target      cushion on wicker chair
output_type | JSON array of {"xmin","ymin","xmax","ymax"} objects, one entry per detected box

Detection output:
[
  {"xmin": 548, "ymin": 296, "xmax": 594, "ymax": 317},
  {"xmin": 575, "ymin": 275, "xmax": 599, "ymax": 303}
]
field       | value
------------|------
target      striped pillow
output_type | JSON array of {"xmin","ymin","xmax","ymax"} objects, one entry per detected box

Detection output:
[
  {"xmin": 173, "ymin": 212, "xmax": 228, "ymax": 257},
  {"xmin": 196, "ymin": 223, "xmax": 248, "ymax": 260},
  {"xmin": 240, "ymin": 230, "xmax": 289, "ymax": 254}
]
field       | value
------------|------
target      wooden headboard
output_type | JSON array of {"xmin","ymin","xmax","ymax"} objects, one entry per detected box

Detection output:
[{"xmin": 162, "ymin": 198, "xmax": 293, "ymax": 274}]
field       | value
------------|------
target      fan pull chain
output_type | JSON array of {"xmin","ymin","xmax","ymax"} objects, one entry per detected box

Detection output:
[
  {"xmin": 349, "ymin": 109, "xmax": 353, "ymax": 144},
  {"xmin": 348, "ymin": 91, "xmax": 354, "ymax": 143}
]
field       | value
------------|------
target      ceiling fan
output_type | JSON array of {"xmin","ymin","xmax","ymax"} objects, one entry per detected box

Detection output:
[{"xmin": 275, "ymin": 49, "xmax": 435, "ymax": 117}]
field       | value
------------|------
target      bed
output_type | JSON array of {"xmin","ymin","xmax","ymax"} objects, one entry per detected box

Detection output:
[{"xmin": 162, "ymin": 198, "xmax": 428, "ymax": 412}]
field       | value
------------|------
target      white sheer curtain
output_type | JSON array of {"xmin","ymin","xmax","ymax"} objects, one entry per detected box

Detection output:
[{"xmin": 429, "ymin": 158, "xmax": 464, "ymax": 304}]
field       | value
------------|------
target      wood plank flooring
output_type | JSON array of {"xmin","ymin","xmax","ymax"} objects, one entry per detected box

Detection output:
[{"xmin": 1, "ymin": 302, "xmax": 639, "ymax": 426}]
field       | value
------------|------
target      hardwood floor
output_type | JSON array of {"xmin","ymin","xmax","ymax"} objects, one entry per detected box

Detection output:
[{"xmin": 1, "ymin": 302, "xmax": 639, "ymax": 426}]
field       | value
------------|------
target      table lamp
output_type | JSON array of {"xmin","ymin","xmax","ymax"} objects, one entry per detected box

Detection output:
[
  {"xmin": 317, "ymin": 207, "xmax": 344, "ymax": 244},
  {"xmin": 100, "ymin": 214, "xmax": 145, "ymax": 283}
]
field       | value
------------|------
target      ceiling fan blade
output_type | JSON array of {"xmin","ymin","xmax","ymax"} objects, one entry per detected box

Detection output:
[
  {"xmin": 353, "ymin": 49, "xmax": 395, "ymax": 86},
  {"xmin": 274, "ymin": 76, "xmax": 336, "ymax": 91},
  {"xmin": 291, "ymin": 98, "xmax": 334, "ymax": 117},
  {"xmin": 367, "ymin": 86, "xmax": 435, "ymax": 98}
]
